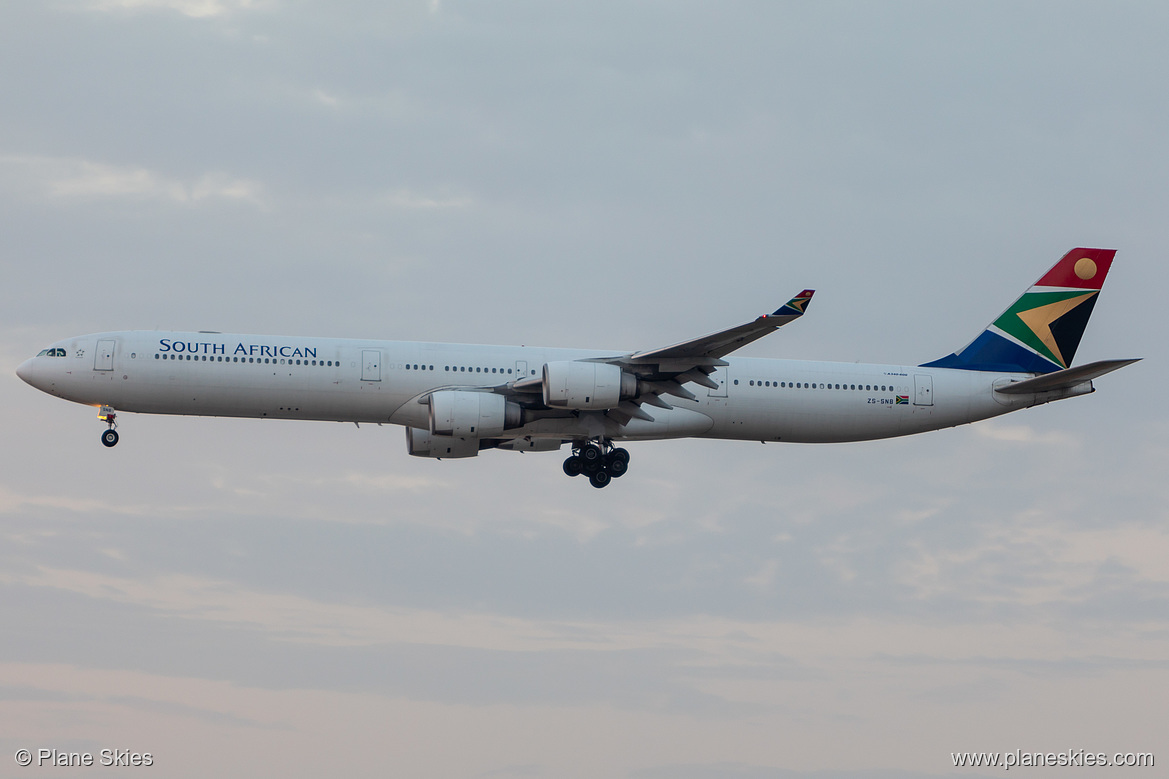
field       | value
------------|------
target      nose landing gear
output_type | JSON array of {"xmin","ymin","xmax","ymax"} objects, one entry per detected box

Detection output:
[
  {"xmin": 562, "ymin": 441, "xmax": 630, "ymax": 488},
  {"xmin": 99, "ymin": 406, "xmax": 119, "ymax": 447}
]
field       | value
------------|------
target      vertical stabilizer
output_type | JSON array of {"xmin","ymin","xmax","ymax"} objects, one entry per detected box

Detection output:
[{"xmin": 922, "ymin": 248, "xmax": 1115, "ymax": 374}]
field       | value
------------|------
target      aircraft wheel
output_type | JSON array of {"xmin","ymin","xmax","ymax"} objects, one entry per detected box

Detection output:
[
  {"xmin": 605, "ymin": 455, "xmax": 628, "ymax": 478},
  {"xmin": 580, "ymin": 442, "xmax": 603, "ymax": 463},
  {"xmin": 579, "ymin": 443, "xmax": 603, "ymax": 472},
  {"xmin": 589, "ymin": 469, "xmax": 612, "ymax": 489},
  {"xmin": 610, "ymin": 447, "xmax": 630, "ymax": 464},
  {"xmin": 101, "ymin": 430, "xmax": 119, "ymax": 448},
  {"xmin": 563, "ymin": 455, "xmax": 583, "ymax": 477}
]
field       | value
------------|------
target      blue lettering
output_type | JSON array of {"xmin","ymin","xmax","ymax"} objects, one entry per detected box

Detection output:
[
  {"xmin": 234, "ymin": 343, "xmax": 247, "ymax": 355},
  {"xmin": 173, "ymin": 341, "xmax": 186, "ymax": 353},
  {"xmin": 305, "ymin": 347, "xmax": 316, "ymax": 359},
  {"xmin": 279, "ymin": 346, "xmax": 292, "ymax": 358},
  {"xmin": 291, "ymin": 347, "xmax": 302, "ymax": 358},
  {"xmin": 260, "ymin": 346, "xmax": 272, "ymax": 357},
  {"xmin": 159, "ymin": 339, "xmax": 172, "ymax": 352},
  {"xmin": 249, "ymin": 345, "xmax": 258, "ymax": 356},
  {"xmin": 213, "ymin": 344, "xmax": 225, "ymax": 354}
]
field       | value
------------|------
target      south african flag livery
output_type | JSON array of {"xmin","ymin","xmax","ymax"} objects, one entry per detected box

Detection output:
[
  {"xmin": 775, "ymin": 290, "xmax": 815, "ymax": 317},
  {"xmin": 922, "ymin": 248, "xmax": 1114, "ymax": 374}
]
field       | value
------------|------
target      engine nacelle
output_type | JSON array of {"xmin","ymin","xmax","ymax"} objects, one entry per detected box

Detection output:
[
  {"xmin": 406, "ymin": 427, "xmax": 480, "ymax": 459},
  {"xmin": 428, "ymin": 390, "xmax": 521, "ymax": 438},
  {"xmin": 542, "ymin": 361, "xmax": 637, "ymax": 410}
]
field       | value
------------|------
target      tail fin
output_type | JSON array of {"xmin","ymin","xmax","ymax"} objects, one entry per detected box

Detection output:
[{"xmin": 922, "ymin": 248, "xmax": 1115, "ymax": 374}]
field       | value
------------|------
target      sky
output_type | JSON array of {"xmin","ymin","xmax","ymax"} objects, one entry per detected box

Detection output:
[{"xmin": 1, "ymin": 1, "xmax": 1167, "ymax": 777}]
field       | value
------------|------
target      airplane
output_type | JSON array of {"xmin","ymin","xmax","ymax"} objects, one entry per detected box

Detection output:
[{"xmin": 16, "ymin": 248, "xmax": 1138, "ymax": 488}]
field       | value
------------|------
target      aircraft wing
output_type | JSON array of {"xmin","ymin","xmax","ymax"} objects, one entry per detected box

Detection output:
[
  {"xmin": 625, "ymin": 290, "xmax": 815, "ymax": 364},
  {"xmin": 507, "ymin": 289, "xmax": 814, "ymax": 425}
]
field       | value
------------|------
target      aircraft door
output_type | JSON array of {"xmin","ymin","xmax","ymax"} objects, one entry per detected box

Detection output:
[
  {"xmin": 707, "ymin": 366, "xmax": 728, "ymax": 397},
  {"xmin": 914, "ymin": 374, "xmax": 934, "ymax": 406},
  {"xmin": 515, "ymin": 360, "xmax": 528, "ymax": 379},
  {"xmin": 94, "ymin": 339, "xmax": 115, "ymax": 371},
  {"xmin": 362, "ymin": 350, "xmax": 381, "ymax": 382}
]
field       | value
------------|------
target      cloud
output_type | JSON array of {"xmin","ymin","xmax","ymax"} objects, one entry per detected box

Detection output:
[
  {"xmin": 0, "ymin": 485, "xmax": 169, "ymax": 519},
  {"xmin": 0, "ymin": 155, "xmax": 267, "ymax": 208},
  {"xmin": 79, "ymin": 0, "xmax": 270, "ymax": 19},
  {"xmin": 974, "ymin": 422, "xmax": 1079, "ymax": 447}
]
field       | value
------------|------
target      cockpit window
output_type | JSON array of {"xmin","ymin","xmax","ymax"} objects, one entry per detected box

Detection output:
[
  {"xmin": 37, "ymin": 349, "xmax": 49, "ymax": 357},
  {"xmin": 54, "ymin": 348, "xmax": 66, "ymax": 356},
  {"xmin": 38, "ymin": 348, "xmax": 66, "ymax": 357}
]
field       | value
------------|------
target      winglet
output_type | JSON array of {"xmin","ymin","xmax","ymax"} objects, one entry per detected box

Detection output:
[{"xmin": 772, "ymin": 290, "xmax": 815, "ymax": 317}]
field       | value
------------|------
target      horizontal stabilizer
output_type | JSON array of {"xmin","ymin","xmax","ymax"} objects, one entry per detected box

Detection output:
[{"xmin": 994, "ymin": 359, "xmax": 1140, "ymax": 395}]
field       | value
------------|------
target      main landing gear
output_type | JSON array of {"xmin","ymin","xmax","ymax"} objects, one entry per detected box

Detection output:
[
  {"xmin": 562, "ymin": 441, "xmax": 630, "ymax": 488},
  {"xmin": 99, "ymin": 405, "xmax": 119, "ymax": 448}
]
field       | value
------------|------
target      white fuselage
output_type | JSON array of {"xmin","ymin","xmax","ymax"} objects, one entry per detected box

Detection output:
[{"xmin": 16, "ymin": 330, "xmax": 1073, "ymax": 446}]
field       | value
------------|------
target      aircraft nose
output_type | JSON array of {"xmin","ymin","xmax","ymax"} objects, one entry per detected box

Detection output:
[{"xmin": 16, "ymin": 358, "xmax": 36, "ymax": 386}]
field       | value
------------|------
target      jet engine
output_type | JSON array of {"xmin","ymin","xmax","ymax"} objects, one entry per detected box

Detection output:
[
  {"xmin": 406, "ymin": 427, "xmax": 480, "ymax": 458},
  {"xmin": 428, "ymin": 390, "xmax": 521, "ymax": 438},
  {"xmin": 542, "ymin": 361, "xmax": 637, "ymax": 410}
]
